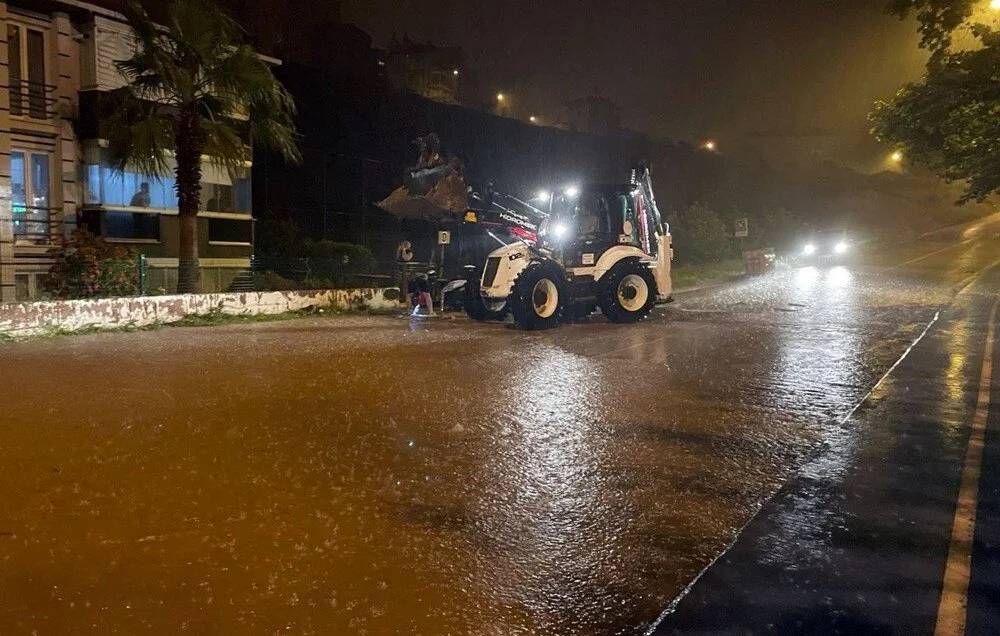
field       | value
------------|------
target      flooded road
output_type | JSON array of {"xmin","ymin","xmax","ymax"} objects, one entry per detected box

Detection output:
[{"xmin": 2, "ymin": 216, "xmax": 999, "ymax": 634}]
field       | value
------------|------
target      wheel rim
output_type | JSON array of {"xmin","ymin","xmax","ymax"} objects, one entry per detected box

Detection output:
[
  {"xmin": 617, "ymin": 274, "xmax": 648, "ymax": 312},
  {"xmin": 531, "ymin": 278, "xmax": 559, "ymax": 318}
]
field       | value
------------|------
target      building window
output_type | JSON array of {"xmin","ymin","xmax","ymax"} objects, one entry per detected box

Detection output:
[
  {"xmin": 201, "ymin": 163, "xmax": 251, "ymax": 213},
  {"xmin": 203, "ymin": 183, "xmax": 236, "ymax": 212},
  {"xmin": 14, "ymin": 272, "xmax": 47, "ymax": 301},
  {"xmin": 83, "ymin": 150, "xmax": 251, "ymax": 214},
  {"xmin": 14, "ymin": 273, "xmax": 30, "ymax": 301},
  {"xmin": 93, "ymin": 169, "xmax": 175, "ymax": 210},
  {"xmin": 11, "ymin": 150, "xmax": 51, "ymax": 243},
  {"xmin": 208, "ymin": 218, "xmax": 252, "ymax": 245},
  {"xmin": 104, "ymin": 211, "xmax": 160, "ymax": 241},
  {"xmin": 7, "ymin": 24, "xmax": 49, "ymax": 119}
]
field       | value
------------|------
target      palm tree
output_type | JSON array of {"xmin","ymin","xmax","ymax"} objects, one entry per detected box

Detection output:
[{"xmin": 104, "ymin": 0, "xmax": 300, "ymax": 293}]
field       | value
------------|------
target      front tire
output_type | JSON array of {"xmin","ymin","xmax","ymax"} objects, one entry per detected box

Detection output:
[
  {"xmin": 510, "ymin": 260, "xmax": 568, "ymax": 330},
  {"xmin": 463, "ymin": 269, "xmax": 507, "ymax": 321},
  {"xmin": 598, "ymin": 259, "xmax": 657, "ymax": 323}
]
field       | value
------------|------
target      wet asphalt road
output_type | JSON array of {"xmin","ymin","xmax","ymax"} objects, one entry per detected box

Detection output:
[{"xmin": 1, "ymin": 215, "xmax": 999, "ymax": 634}]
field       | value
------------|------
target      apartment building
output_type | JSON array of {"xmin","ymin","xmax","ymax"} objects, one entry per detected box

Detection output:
[{"xmin": 0, "ymin": 0, "xmax": 255, "ymax": 302}]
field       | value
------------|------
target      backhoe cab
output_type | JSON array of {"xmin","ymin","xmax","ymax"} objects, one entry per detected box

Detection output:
[{"xmin": 477, "ymin": 166, "xmax": 673, "ymax": 329}]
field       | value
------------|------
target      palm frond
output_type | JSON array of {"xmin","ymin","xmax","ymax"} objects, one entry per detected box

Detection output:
[
  {"xmin": 201, "ymin": 118, "xmax": 252, "ymax": 175},
  {"xmin": 101, "ymin": 88, "xmax": 175, "ymax": 177},
  {"xmin": 111, "ymin": 0, "xmax": 300, "ymax": 177}
]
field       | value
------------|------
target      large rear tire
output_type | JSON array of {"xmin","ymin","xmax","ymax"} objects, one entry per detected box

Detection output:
[
  {"xmin": 510, "ymin": 260, "xmax": 568, "ymax": 330},
  {"xmin": 463, "ymin": 269, "xmax": 507, "ymax": 320},
  {"xmin": 598, "ymin": 259, "xmax": 657, "ymax": 323}
]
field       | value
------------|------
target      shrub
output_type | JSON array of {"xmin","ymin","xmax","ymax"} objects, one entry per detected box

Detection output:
[
  {"xmin": 301, "ymin": 276, "xmax": 337, "ymax": 290},
  {"xmin": 667, "ymin": 202, "xmax": 732, "ymax": 265},
  {"xmin": 252, "ymin": 271, "xmax": 301, "ymax": 291},
  {"xmin": 303, "ymin": 240, "xmax": 377, "ymax": 287},
  {"xmin": 255, "ymin": 211, "xmax": 305, "ymax": 257},
  {"xmin": 45, "ymin": 230, "xmax": 140, "ymax": 299}
]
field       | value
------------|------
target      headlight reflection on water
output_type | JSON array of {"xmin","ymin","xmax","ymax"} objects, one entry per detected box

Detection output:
[
  {"xmin": 766, "ymin": 261, "xmax": 862, "ymax": 567},
  {"xmin": 478, "ymin": 347, "xmax": 624, "ymax": 625}
]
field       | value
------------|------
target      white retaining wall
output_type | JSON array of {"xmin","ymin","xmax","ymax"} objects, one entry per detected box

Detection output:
[{"xmin": 0, "ymin": 288, "xmax": 401, "ymax": 338}]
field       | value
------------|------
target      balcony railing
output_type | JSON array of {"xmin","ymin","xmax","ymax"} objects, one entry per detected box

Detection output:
[
  {"xmin": 8, "ymin": 80, "xmax": 57, "ymax": 120},
  {"xmin": 12, "ymin": 206, "xmax": 52, "ymax": 243}
]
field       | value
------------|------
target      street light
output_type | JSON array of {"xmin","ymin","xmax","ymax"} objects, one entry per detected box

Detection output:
[
  {"xmin": 453, "ymin": 69, "xmax": 459, "ymax": 76},
  {"xmin": 891, "ymin": 150, "xmax": 903, "ymax": 163},
  {"xmin": 529, "ymin": 115, "xmax": 537, "ymax": 123},
  {"xmin": 496, "ymin": 93, "xmax": 505, "ymax": 102}
]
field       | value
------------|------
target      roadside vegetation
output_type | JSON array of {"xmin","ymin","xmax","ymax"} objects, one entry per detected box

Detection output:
[
  {"xmin": 671, "ymin": 259, "xmax": 745, "ymax": 290},
  {"xmin": 254, "ymin": 212, "xmax": 382, "ymax": 290},
  {"xmin": 871, "ymin": 0, "xmax": 1000, "ymax": 203},
  {"xmin": 44, "ymin": 231, "xmax": 140, "ymax": 299},
  {"xmin": 0, "ymin": 303, "xmax": 404, "ymax": 345}
]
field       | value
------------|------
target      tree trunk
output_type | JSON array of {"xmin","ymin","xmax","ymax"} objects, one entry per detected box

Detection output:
[{"xmin": 175, "ymin": 106, "xmax": 205, "ymax": 294}]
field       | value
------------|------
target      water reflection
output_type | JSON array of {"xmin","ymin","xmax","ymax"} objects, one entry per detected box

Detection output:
[
  {"xmin": 942, "ymin": 317, "xmax": 970, "ymax": 429},
  {"xmin": 476, "ymin": 345, "xmax": 620, "ymax": 631},
  {"xmin": 759, "ymin": 265, "xmax": 863, "ymax": 566},
  {"xmin": 794, "ymin": 265, "xmax": 819, "ymax": 290}
]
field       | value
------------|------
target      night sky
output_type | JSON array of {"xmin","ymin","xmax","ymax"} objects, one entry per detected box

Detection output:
[{"xmin": 342, "ymin": 0, "xmax": 927, "ymax": 172}]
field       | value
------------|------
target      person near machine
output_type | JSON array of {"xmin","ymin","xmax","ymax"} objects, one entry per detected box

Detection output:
[{"xmin": 408, "ymin": 272, "xmax": 435, "ymax": 316}]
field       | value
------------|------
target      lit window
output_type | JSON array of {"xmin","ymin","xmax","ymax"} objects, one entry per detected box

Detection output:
[{"xmin": 11, "ymin": 150, "xmax": 50, "ymax": 242}]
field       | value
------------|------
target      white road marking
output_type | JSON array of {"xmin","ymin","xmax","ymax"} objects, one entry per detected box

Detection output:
[
  {"xmin": 934, "ymin": 298, "xmax": 998, "ymax": 636},
  {"xmin": 894, "ymin": 238, "xmax": 978, "ymax": 269}
]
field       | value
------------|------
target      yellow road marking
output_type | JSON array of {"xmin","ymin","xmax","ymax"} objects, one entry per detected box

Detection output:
[{"xmin": 934, "ymin": 298, "xmax": 998, "ymax": 636}]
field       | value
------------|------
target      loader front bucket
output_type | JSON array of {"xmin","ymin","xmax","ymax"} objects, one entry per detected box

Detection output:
[{"xmin": 376, "ymin": 168, "xmax": 469, "ymax": 221}]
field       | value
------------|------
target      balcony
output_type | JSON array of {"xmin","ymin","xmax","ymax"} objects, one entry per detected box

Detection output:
[
  {"xmin": 8, "ymin": 80, "xmax": 57, "ymax": 120},
  {"xmin": 12, "ymin": 206, "xmax": 52, "ymax": 244}
]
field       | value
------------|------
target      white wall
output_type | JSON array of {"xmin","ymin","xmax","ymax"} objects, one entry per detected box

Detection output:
[{"xmin": 0, "ymin": 288, "xmax": 402, "ymax": 337}]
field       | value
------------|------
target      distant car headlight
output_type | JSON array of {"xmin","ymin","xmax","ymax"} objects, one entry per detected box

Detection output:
[
  {"xmin": 834, "ymin": 241, "xmax": 848, "ymax": 254},
  {"xmin": 803, "ymin": 243, "xmax": 816, "ymax": 255}
]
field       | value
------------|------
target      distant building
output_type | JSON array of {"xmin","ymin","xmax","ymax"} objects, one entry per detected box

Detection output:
[
  {"xmin": 0, "ymin": 0, "xmax": 262, "ymax": 302},
  {"xmin": 564, "ymin": 96, "xmax": 622, "ymax": 136},
  {"xmin": 219, "ymin": 0, "xmax": 380, "ymax": 82},
  {"xmin": 385, "ymin": 36, "xmax": 463, "ymax": 104}
]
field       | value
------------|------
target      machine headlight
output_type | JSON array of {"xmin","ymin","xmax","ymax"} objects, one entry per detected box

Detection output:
[
  {"xmin": 552, "ymin": 222, "xmax": 569, "ymax": 238},
  {"xmin": 803, "ymin": 243, "xmax": 816, "ymax": 255},
  {"xmin": 834, "ymin": 241, "xmax": 848, "ymax": 254}
]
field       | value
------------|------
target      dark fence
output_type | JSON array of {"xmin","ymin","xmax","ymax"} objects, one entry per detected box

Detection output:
[
  {"xmin": 241, "ymin": 256, "xmax": 400, "ymax": 293},
  {"xmin": 2, "ymin": 254, "xmax": 409, "ymax": 305}
]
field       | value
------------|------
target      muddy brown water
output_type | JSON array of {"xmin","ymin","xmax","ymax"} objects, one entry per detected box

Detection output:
[{"xmin": 2, "ymin": 220, "xmax": 997, "ymax": 634}]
